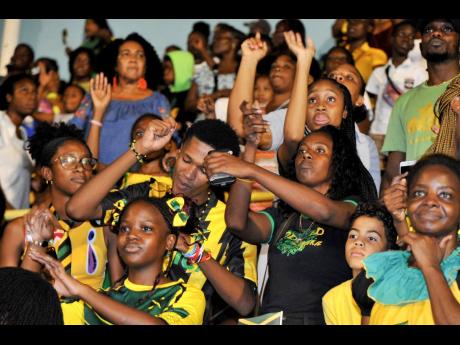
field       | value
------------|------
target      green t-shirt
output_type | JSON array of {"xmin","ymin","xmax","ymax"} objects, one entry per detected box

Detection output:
[{"xmin": 381, "ymin": 78, "xmax": 454, "ymax": 160}]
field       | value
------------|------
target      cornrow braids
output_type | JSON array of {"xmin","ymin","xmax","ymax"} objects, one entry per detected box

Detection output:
[
  {"xmin": 425, "ymin": 73, "xmax": 460, "ymax": 158},
  {"xmin": 0, "ymin": 267, "xmax": 63, "ymax": 325}
]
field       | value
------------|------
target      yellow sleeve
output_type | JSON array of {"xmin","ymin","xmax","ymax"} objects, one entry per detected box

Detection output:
[
  {"xmin": 61, "ymin": 300, "xmax": 85, "ymax": 325},
  {"xmin": 158, "ymin": 286, "xmax": 206, "ymax": 325}
]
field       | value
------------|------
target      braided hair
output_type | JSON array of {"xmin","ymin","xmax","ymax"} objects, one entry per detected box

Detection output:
[
  {"xmin": 26, "ymin": 121, "xmax": 91, "ymax": 168},
  {"xmin": 0, "ymin": 267, "xmax": 63, "ymax": 325},
  {"xmin": 425, "ymin": 73, "xmax": 460, "ymax": 158}
]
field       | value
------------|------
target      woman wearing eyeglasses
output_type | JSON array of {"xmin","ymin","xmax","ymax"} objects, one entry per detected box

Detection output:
[{"xmin": 0, "ymin": 121, "xmax": 124, "ymax": 291}]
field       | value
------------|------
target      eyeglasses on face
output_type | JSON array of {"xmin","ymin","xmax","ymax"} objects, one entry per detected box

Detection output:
[{"xmin": 54, "ymin": 154, "xmax": 98, "ymax": 171}]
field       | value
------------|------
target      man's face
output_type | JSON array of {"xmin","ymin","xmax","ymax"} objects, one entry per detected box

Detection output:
[
  {"xmin": 420, "ymin": 20, "xmax": 460, "ymax": 63},
  {"xmin": 172, "ymin": 136, "xmax": 212, "ymax": 202},
  {"xmin": 8, "ymin": 79, "xmax": 38, "ymax": 116},
  {"xmin": 392, "ymin": 24, "xmax": 416, "ymax": 57}
]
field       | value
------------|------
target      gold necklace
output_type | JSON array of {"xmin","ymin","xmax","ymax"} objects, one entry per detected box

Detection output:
[{"xmin": 298, "ymin": 214, "xmax": 316, "ymax": 234}]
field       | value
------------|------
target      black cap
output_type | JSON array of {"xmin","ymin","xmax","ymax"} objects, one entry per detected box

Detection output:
[{"xmin": 417, "ymin": 18, "xmax": 460, "ymax": 34}]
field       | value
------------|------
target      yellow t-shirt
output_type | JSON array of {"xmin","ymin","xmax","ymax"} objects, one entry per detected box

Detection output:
[
  {"xmin": 369, "ymin": 281, "xmax": 460, "ymax": 325},
  {"xmin": 322, "ymin": 279, "xmax": 362, "ymax": 325},
  {"xmin": 62, "ymin": 278, "xmax": 205, "ymax": 325},
  {"xmin": 346, "ymin": 42, "xmax": 388, "ymax": 83}
]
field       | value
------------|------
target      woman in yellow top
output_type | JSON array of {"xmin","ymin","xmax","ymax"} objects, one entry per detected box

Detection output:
[
  {"xmin": 322, "ymin": 201, "xmax": 399, "ymax": 325},
  {"xmin": 0, "ymin": 121, "xmax": 123, "ymax": 290},
  {"xmin": 353, "ymin": 154, "xmax": 460, "ymax": 325},
  {"xmin": 28, "ymin": 196, "xmax": 205, "ymax": 325}
]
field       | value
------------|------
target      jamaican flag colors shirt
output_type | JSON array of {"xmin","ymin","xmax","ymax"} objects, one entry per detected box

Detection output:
[
  {"xmin": 119, "ymin": 172, "xmax": 173, "ymax": 190},
  {"xmin": 46, "ymin": 205, "xmax": 108, "ymax": 290},
  {"xmin": 258, "ymin": 196, "xmax": 358, "ymax": 324},
  {"xmin": 322, "ymin": 279, "xmax": 361, "ymax": 325},
  {"xmin": 62, "ymin": 278, "xmax": 205, "ymax": 325},
  {"xmin": 101, "ymin": 179, "xmax": 258, "ymax": 323}
]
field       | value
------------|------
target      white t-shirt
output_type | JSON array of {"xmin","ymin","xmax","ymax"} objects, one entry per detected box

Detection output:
[
  {"xmin": 0, "ymin": 111, "xmax": 33, "ymax": 209},
  {"xmin": 266, "ymin": 109, "xmax": 381, "ymax": 192},
  {"xmin": 366, "ymin": 57, "xmax": 428, "ymax": 135}
]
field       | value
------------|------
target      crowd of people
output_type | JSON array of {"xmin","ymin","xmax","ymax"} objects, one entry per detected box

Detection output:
[{"xmin": 0, "ymin": 18, "xmax": 459, "ymax": 325}]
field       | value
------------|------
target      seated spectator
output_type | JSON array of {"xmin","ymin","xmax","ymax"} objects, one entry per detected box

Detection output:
[
  {"xmin": 0, "ymin": 267, "xmax": 63, "ymax": 325},
  {"xmin": 29, "ymin": 196, "xmax": 206, "ymax": 325},
  {"xmin": 322, "ymin": 201, "xmax": 399, "ymax": 325},
  {"xmin": 54, "ymin": 84, "xmax": 86, "ymax": 123}
]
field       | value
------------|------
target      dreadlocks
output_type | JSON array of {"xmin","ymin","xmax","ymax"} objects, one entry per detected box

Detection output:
[{"xmin": 425, "ymin": 73, "xmax": 460, "ymax": 158}]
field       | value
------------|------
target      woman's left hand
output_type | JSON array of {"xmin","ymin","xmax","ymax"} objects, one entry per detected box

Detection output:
[{"xmin": 400, "ymin": 232, "xmax": 456, "ymax": 271}]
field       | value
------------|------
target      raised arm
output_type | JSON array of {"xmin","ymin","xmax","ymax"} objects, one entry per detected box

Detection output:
[
  {"xmin": 86, "ymin": 73, "xmax": 111, "ymax": 162},
  {"xmin": 221, "ymin": 111, "xmax": 273, "ymax": 243},
  {"xmin": 227, "ymin": 32, "xmax": 268, "ymax": 137},
  {"xmin": 277, "ymin": 32, "xmax": 316, "ymax": 172},
  {"xmin": 66, "ymin": 118, "xmax": 176, "ymax": 221},
  {"xmin": 382, "ymin": 172, "xmax": 410, "ymax": 238},
  {"xmin": 205, "ymin": 152, "xmax": 356, "ymax": 231}
]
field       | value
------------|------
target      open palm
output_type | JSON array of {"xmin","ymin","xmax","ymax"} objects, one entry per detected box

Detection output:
[{"xmin": 90, "ymin": 72, "xmax": 112, "ymax": 113}]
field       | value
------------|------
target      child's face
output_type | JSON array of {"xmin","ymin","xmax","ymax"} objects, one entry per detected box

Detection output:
[
  {"xmin": 345, "ymin": 216, "xmax": 388, "ymax": 271},
  {"xmin": 254, "ymin": 76, "xmax": 274, "ymax": 108},
  {"xmin": 62, "ymin": 86, "xmax": 84, "ymax": 114},
  {"xmin": 117, "ymin": 201, "xmax": 173, "ymax": 268},
  {"xmin": 327, "ymin": 64, "xmax": 363, "ymax": 106},
  {"xmin": 407, "ymin": 165, "xmax": 460, "ymax": 237},
  {"xmin": 305, "ymin": 79, "xmax": 346, "ymax": 131}
]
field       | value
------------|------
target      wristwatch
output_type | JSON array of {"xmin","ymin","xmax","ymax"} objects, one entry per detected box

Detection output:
[{"xmin": 25, "ymin": 233, "xmax": 49, "ymax": 248}]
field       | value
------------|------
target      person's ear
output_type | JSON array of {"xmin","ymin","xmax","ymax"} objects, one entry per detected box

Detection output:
[
  {"xmin": 355, "ymin": 94, "xmax": 364, "ymax": 107},
  {"xmin": 165, "ymin": 233, "xmax": 176, "ymax": 251},
  {"xmin": 342, "ymin": 108, "xmax": 348, "ymax": 119},
  {"xmin": 6, "ymin": 93, "xmax": 12, "ymax": 104},
  {"xmin": 41, "ymin": 166, "xmax": 54, "ymax": 184}
]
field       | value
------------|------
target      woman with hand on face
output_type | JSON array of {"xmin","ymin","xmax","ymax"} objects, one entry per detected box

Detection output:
[
  {"xmin": 28, "ymin": 196, "xmax": 205, "ymax": 325},
  {"xmin": 204, "ymin": 117, "xmax": 376, "ymax": 324},
  {"xmin": 352, "ymin": 154, "xmax": 460, "ymax": 324},
  {"xmin": 70, "ymin": 33, "xmax": 170, "ymax": 166},
  {"xmin": 0, "ymin": 121, "xmax": 123, "ymax": 291}
]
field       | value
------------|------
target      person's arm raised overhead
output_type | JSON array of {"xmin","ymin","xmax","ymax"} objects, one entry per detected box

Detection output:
[
  {"xmin": 227, "ymin": 32, "xmax": 267, "ymax": 137},
  {"xmin": 223, "ymin": 105, "xmax": 273, "ymax": 244},
  {"xmin": 66, "ymin": 117, "xmax": 176, "ymax": 221},
  {"xmin": 86, "ymin": 73, "xmax": 111, "ymax": 163},
  {"xmin": 278, "ymin": 31, "xmax": 316, "ymax": 172}
]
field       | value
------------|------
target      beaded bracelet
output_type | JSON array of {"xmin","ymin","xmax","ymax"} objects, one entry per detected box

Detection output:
[{"xmin": 130, "ymin": 140, "xmax": 147, "ymax": 164}]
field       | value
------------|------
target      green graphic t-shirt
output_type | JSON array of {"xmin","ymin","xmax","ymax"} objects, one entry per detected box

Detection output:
[{"xmin": 381, "ymin": 76, "xmax": 458, "ymax": 160}]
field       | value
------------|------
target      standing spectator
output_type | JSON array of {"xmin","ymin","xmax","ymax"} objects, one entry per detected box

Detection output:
[
  {"xmin": 3, "ymin": 43, "xmax": 35, "ymax": 80},
  {"xmin": 70, "ymin": 33, "xmax": 170, "ymax": 165},
  {"xmin": 345, "ymin": 19, "xmax": 388, "ymax": 83},
  {"xmin": 68, "ymin": 47, "xmax": 96, "ymax": 92},
  {"xmin": 381, "ymin": 19, "xmax": 460, "ymax": 192},
  {"xmin": 366, "ymin": 20, "xmax": 428, "ymax": 161},
  {"xmin": 0, "ymin": 73, "xmax": 37, "ymax": 209}
]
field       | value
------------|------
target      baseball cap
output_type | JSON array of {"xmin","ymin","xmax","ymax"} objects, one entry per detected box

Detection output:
[{"xmin": 244, "ymin": 19, "xmax": 271, "ymax": 36}]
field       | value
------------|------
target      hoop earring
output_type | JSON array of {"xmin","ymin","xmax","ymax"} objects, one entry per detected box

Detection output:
[
  {"xmin": 46, "ymin": 179, "xmax": 53, "ymax": 185},
  {"xmin": 137, "ymin": 77, "xmax": 147, "ymax": 90}
]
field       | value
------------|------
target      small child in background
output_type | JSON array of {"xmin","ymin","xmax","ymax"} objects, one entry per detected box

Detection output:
[
  {"xmin": 322, "ymin": 201, "xmax": 399, "ymax": 325},
  {"xmin": 253, "ymin": 74, "xmax": 274, "ymax": 112},
  {"xmin": 54, "ymin": 84, "xmax": 86, "ymax": 123}
]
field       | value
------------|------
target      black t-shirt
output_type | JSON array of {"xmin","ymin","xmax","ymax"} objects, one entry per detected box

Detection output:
[{"xmin": 259, "ymin": 197, "xmax": 358, "ymax": 325}]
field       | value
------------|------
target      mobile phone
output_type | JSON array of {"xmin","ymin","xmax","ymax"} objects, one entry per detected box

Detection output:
[
  {"xmin": 208, "ymin": 149, "xmax": 236, "ymax": 187},
  {"xmin": 399, "ymin": 160, "xmax": 416, "ymax": 175}
]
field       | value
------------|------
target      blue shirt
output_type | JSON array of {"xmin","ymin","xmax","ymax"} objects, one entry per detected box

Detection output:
[{"xmin": 70, "ymin": 92, "xmax": 170, "ymax": 164}]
